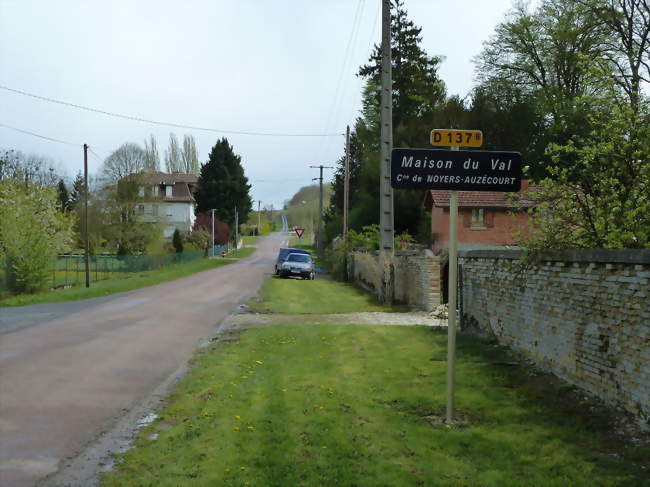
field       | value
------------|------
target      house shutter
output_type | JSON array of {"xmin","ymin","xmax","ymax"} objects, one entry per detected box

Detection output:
[
  {"xmin": 486, "ymin": 210, "xmax": 495, "ymax": 227},
  {"xmin": 462, "ymin": 210, "xmax": 471, "ymax": 227}
]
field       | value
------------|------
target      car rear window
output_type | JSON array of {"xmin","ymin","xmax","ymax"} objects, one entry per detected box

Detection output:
[{"xmin": 287, "ymin": 254, "xmax": 310, "ymax": 263}]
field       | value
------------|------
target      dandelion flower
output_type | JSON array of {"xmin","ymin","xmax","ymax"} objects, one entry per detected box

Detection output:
[
  {"xmin": 235, "ymin": 415, "xmax": 241, "ymax": 420},
  {"xmin": 255, "ymin": 360, "xmax": 263, "ymax": 365},
  {"xmin": 240, "ymin": 466, "xmax": 246, "ymax": 471},
  {"xmin": 247, "ymin": 425, "xmax": 255, "ymax": 431},
  {"xmin": 234, "ymin": 426, "xmax": 240, "ymax": 432}
]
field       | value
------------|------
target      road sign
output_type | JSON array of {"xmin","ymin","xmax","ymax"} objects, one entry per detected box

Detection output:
[
  {"xmin": 391, "ymin": 148, "xmax": 521, "ymax": 192},
  {"xmin": 431, "ymin": 129, "xmax": 483, "ymax": 147},
  {"xmin": 294, "ymin": 227, "xmax": 305, "ymax": 238}
]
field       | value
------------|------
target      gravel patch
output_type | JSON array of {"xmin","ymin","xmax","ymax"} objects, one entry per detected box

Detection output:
[{"xmin": 224, "ymin": 311, "xmax": 447, "ymax": 329}]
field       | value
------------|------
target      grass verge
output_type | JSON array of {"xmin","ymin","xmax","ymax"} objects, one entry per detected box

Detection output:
[
  {"xmin": 102, "ymin": 324, "xmax": 649, "ymax": 487},
  {"xmin": 227, "ymin": 247, "xmax": 257, "ymax": 259},
  {"xmin": 249, "ymin": 278, "xmax": 407, "ymax": 314},
  {"xmin": 0, "ymin": 258, "xmax": 232, "ymax": 307}
]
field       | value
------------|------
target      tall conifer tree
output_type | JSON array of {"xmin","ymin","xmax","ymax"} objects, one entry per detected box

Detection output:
[{"xmin": 194, "ymin": 138, "xmax": 252, "ymax": 225}]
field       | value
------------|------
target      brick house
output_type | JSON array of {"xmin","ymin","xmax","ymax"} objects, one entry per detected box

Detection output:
[
  {"xmin": 423, "ymin": 180, "xmax": 537, "ymax": 253},
  {"xmin": 136, "ymin": 172, "xmax": 198, "ymax": 238}
]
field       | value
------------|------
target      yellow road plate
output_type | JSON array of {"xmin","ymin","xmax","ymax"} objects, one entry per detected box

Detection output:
[{"xmin": 431, "ymin": 129, "xmax": 483, "ymax": 147}]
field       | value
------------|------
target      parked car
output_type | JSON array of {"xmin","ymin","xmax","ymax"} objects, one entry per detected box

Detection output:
[
  {"xmin": 279, "ymin": 252, "xmax": 315, "ymax": 280},
  {"xmin": 274, "ymin": 247, "xmax": 311, "ymax": 275}
]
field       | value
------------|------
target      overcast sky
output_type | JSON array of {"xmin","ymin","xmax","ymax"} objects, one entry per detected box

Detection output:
[{"xmin": 1, "ymin": 0, "xmax": 522, "ymax": 208}]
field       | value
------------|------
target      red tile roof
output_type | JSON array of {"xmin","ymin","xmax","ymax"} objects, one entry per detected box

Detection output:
[{"xmin": 424, "ymin": 181, "xmax": 538, "ymax": 209}]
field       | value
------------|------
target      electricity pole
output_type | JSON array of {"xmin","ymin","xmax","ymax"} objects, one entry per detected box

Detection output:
[
  {"xmin": 257, "ymin": 200, "xmax": 261, "ymax": 235},
  {"xmin": 343, "ymin": 125, "xmax": 350, "ymax": 246},
  {"xmin": 379, "ymin": 0, "xmax": 394, "ymax": 302},
  {"xmin": 211, "ymin": 208, "xmax": 215, "ymax": 257},
  {"xmin": 83, "ymin": 143, "xmax": 90, "ymax": 288},
  {"xmin": 310, "ymin": 165, "xmax": 334, "ymax": 255},
  {"xmin": 235, "ymin": 206, "xmax": 239, "ymax": 250}
]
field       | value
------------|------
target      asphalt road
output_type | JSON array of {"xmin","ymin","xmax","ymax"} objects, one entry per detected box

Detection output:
[{"xmin": 0, "ymin": 233, "xmax": 287, "ymax": 487}]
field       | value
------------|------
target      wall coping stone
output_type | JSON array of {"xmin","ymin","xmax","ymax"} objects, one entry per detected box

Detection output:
[{"xmin": 459, "ymin": 249, "xmax": 650, "ymax": 264}]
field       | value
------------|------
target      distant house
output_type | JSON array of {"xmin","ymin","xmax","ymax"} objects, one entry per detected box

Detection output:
[
  {"xmin": 423, "ymin": 180, "xmax": 537, "ymax": 253},
  {"xmin": 136, "ymin": 172, "xmax": 198, "ymax": 238}
]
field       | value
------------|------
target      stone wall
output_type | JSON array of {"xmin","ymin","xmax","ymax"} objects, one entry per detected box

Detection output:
[
  {"xmin": 459, "ymin": 249, "xmax": 650, "ymax": 428},
  {"xmin": 347, "ymin": 250, "xmax": 440, "ymax": 310}
]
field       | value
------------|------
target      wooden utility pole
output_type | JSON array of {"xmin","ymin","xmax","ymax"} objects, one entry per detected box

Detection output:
[
  {"xmin": 379, "ymin": 0, "xmax": 394, "ymax": 302},
  {"xmin": 310, "ymin": 165, "xmax": 334, "ymax": 255},
  {"xmin": 343, "ymin": 125, "xmax": 350, "ymax": 245},
  {"xmin": 235, "ymin": 206, "xmax": 239, "ymax": 249},
  {"xmin": 257, "ymin": 200, "xmax": 261, "ymax": 235},
  {"xmin": 83, "ymin": 143, "xmax": 90, "ymax": 288},
  {"xmin": 211, "ymin": 208, "xmax": 215, "ymax": 257}
]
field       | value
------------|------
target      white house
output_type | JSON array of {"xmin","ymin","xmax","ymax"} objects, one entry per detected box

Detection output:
[{"xmin": 136, "ymin": 172, "xmax": 198, "ymax": 238}]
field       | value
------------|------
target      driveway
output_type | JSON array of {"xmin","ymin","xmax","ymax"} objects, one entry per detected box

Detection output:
[{"xmin": 0, "ymin": 233, "xmax": 288, "ymax": 487}]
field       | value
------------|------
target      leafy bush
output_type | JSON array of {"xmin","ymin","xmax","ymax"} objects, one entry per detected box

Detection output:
[{"xmin": 0, "ymin": 181, "xmax": 74, "ymax": 293}]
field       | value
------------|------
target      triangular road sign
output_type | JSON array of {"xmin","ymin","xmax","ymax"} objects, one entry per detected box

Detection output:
[{"xmin": 294, "ymin": 227, "xmax": 305, "ymax": 238}]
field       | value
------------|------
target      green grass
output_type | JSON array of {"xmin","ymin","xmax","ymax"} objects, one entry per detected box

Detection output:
[
  {"xmin": 101, "ymin": 325, "xmax": 649, "ymax": 487},
  {"xmin": 242, "ymin": 235, "xmax": 259, "ymax": 245},
  {"xmin": 227, "ymin": 247, "xmax": 257, "ymax": 259},
  {"xmin": 249, "ymin": 278, "xmax": 406, "ymax": 314},
  {"xmin": 0, "ymin": 258, "xmax": 232, "ymax": 307}
]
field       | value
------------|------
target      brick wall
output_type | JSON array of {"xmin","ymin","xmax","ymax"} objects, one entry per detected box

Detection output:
[
  {"xmin": 347, "ymin": 250, "xmax": 440, "ymax": 310},
  {"xmin": 431, "ymin": 207, "xmax": 530, "ymax": 253},
  {"xmin": 459, "ymin": 249, "xmax": 650, "ymax": 428}
]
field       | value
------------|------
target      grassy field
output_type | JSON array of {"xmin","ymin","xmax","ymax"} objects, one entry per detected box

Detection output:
[
  {"xmin": 249, "ymin": 278, "xmax": 406, "ymax": 314},
  {"xmin": 227, "ymin": 247, "xmax": 257, "ymax": 259},
  {"xmin": 0, "ymin": 258, "xmax": 232, "ymax": 307},
  {"xmin": 101, "ymin": 324, "xmax": 649, "ymax": 487},
  {"xmin": 241, "ymin": 235, "xmax": 259, "ymax": 245}
]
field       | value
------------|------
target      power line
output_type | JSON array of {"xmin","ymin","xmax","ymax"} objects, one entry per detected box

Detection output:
[
  {"xmin": 0, "ymin": 84, "xmax": 343, "ymax": 137},
  {"xmin": 313, "ymin": 0, "xmax": 365, "ymax": 161},
  {"xmin": 0, "ymin": 122, "xmax": 80, "ymax": 147}
]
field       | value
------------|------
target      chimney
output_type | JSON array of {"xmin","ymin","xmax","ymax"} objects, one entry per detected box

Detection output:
[{"xmin": 520, "ymin": 179, "xmax": 529, "ymax": 192}]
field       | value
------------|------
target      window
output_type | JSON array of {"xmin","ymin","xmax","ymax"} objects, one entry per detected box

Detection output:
[
  {"xmin": 166, "ymin": 205, "xmax": 173, "ymax": 217},
  {"xmin": 152, "ymin": 204, "xmax": 158, "ymax": 217},
  {"xmin": 165, "ymin": 185, "xmax": 173, "ymax": 197},
  {"xmin": 138, "ymin": 187, "xmax": 144, "ymax": 197},
  {"xmin": 138, "ymin": 204, "xmax": 145, "ymax": 215},
  {"xmin": 471, "ymin": 208, "xmax": 485, "ymax": 228},
  {"xmin": 153, "ymin": 185, "xmax": 159, "ymax": 197}
]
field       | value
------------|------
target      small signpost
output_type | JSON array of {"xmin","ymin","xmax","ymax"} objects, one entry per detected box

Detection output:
[
  {"xmin": 294, "ymin": 227, "xmax": 305, "ymax": 239},
  {"xmin": 391, "ymin": 133, "xmax": 521, "ymax": 424}
]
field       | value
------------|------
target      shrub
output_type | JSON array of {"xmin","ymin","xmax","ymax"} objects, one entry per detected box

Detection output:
[
  {"xmin": 172, "ymin": 229, "xmax": 184, "ymax": 253},
  {"xmin": 0, "ymin": 181, "xmax": 74, "ymax": 293}
]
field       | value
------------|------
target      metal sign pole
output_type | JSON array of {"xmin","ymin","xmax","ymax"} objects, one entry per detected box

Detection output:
[{"xmin": 446, "ymin": 146, "xmax": 459, "ymax": 424}]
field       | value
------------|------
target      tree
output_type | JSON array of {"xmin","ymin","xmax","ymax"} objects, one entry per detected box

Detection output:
[
  {"xmin": 165, "ymin": 134, "xmax": 183, "ymax": 173},
  {"xmin": 57, "ymin": 179, "xmax": 70, "ymax": 212},
  {"xmin": 99, "ymin": 177, "xmax": 161, "ymax": 254},
  {"xmin": 351, "ymin": 0, "xmax": 447, "ymax": 239},
  {"xmin": 474, "ymin": 0, "xmax": 612, "ymax": 178},
  {"xmin": 144, "ymin": 134, "xmax": 160, "ymax": 172},
  {"xmin": 181, "ymin": 134, "xmax": 200, "ymax": 174},
  {"xmin": 578, "ymin": 0, "xmax": 650, "ymax": 112},
  {"xmin": 172, "ymin": 229, "xmax": 183, "ymax": 253},
  {"xmin": 194, "ymin": 138, "xmax": 252, "ymax": 226},
  {"xmin": 359, "ymin": 0, "xmax": 446, "ymax": 144},
  {"xmin": 0, "ymin": 180, "xmax": 74, "ymax": 293},
  {"xmin": 69, "ymin": 172, "xmax": 85, "ymax": 210},
  {"xmin": 102, "ymin": 143, "xmax": 146, "ymax": 182},
  {"xmin": 524, "ymin": 88, "xmax": 650, "ymax": 249},
  {"xmin": 1, "ymin": 149, "xmax": 61, "ymax": 186}
]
